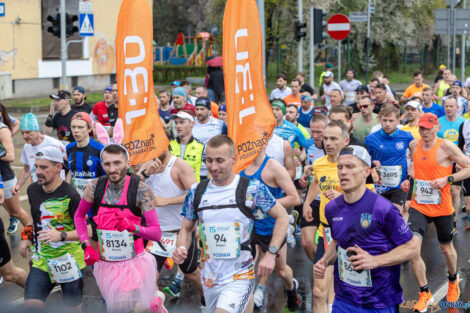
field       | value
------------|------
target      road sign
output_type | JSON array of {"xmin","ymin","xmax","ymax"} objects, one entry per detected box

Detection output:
[
  {"xmin": 0, "ymin": 3, "xmax": 5, "ymax": 17},
  {"xmin": 79, "ymin": 1, "xmax": 93, "ymax": 14},
  {"xmin": 79, "ymin": 14, "xmax": 94, "ymax": 36},
  {"xmin": 327, "ymin": 14, "xmax": 351, "ymax": 41},
  {"xmin": 435, "ymin": 9, "xmax": 470, "ymax": 35},
  {"xmin": 369, "ymin": 3, "xmax": 375, "ymax": 13},
  {"xmin": 349, "ymin": 12, "xmax": 367, "ymax": 22},
  {"xmin": 445, "ymin": 0, "xmax": 461, "ymax": 8}
]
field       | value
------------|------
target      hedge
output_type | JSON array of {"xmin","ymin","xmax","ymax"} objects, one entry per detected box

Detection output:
[{"xmin": 153, "ymin": 65, "xmax": 208, "ymax": 83}]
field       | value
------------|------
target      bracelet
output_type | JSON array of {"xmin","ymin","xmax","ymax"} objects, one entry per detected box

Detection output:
[
  {"xmin": 141, "ymin": 171, "xmax": 149, "ymax": 179},
  {"xmin": 134, "ymin": 225, "xmax": 140, "ymax": 235},
  {"xmin": 21, "ymin": 225, "xmax": 34, "ymax": 241}
]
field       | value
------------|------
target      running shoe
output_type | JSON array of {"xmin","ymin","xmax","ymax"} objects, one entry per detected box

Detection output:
[
  {"xmin": 163, "ymin": 278, "xmax": 181, "ymax": 298},
  {"xmin": 413, "ymin": 291, "xmax": 433, "ymax": 312},
  {"xmin": 447, "ymin": 276, "xmax": 460, "ymax": 302},
  {"xmin": 7, "ymin": 217, "xmax": 19, "ymax": 234},
  {"xmin": 290, "ymin": 210, "xmax": 299, "ymax": 230},
  {"xmin": 150, "ymin": 290, "xmax": 169, "ymax": 313},
  {"xmin": 286, "ymin": 278, "xmax": 301, "ymax": 312},
  {"xmin": 286, "ymin": 225, "xmax": 296, "ymax": 248},
  {"xmin": 253, "ymin": 286, "xmax": 264, "ymax": 309}
]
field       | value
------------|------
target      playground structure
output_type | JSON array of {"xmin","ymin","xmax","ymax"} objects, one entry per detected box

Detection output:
[{"xmin": 155, "ymin": 32, "xmax": 215, "ymax": 66}]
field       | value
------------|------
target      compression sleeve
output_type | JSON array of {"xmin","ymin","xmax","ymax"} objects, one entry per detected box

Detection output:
[
  {"xmin": 137, "ymin": 210, "xmax": 162, "ymax": 242},
  {"xmin": 74, "ymin": 199, "xmax": 93, "ymax": 243}
]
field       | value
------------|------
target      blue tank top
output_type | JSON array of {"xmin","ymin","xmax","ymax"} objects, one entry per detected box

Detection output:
[
  {"xmin": 240, "ymin": 156, "xmax": 283, "ymax": 236},
  {"xmin": 438, "ymin": 116, "xmax": 465, "ymax": 145}
]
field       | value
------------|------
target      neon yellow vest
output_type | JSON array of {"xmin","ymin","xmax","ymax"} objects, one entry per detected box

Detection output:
[{"xmin": 170, "ymin": 137, "xmax": 205, "ymax": 182}]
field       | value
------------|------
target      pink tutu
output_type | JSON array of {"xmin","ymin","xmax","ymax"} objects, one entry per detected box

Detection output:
[{"xmin": 94, "ymin": 251, "xmax": 157, "ymax": 312}]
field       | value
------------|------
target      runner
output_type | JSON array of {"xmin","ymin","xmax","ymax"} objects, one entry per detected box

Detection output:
[
  {"xmin": 91, "ymin": 86, "xmax": 114, "ymax": 130},
  {"xmin": 67, "ymin": 112, "xmax": 105, "ymax": 197},
  {"xmin": 373, "ymin": 83, "xmax": 397, "ymax": 114},
  {"xmin": 442, "ymin": 81, "xmax": 467, "ymax": 116},
  {"xmin": 138, "ymin": 148, "xmax": 204, "ymax": 308},
  {"xmin": 421, "ymin": 87, "xmax": 445, "ymax": 118},
  {"xmin": 329, "ymin": 89, "xmax": 344, "ymax": 108},
  {"xmin": 71, "ymin": 86, "xmax": 93, "ymax": 114},
  {"xmin": 266, "ymin": 132, "xmax": 296, "ymax": 179},
  {"xmin": 296, "ymin": 72, "xmax": 315, "ymax": 96},
  {"xmin": 12, "ymin": 113, "xmax": 66, "ymax": 196},
  {"xmin": 352, "ymin": 96, "xmax": 378, "ymax": 144},
  {"xmin": 401, "ymin": 113, "xmax": 470, "ymax": 312},
  {"xmin": 271, "ymin": 99, "xmax": 308, "ymax": 149},
  {"xmin": 170, "ymin": 87, "xmax": 196, "ymax": 115},
  {"xmin": 401, "ymin": 70, "xmax": 430, "ymax": 103},
  {"xmin": 194, "ymin": 85, "xmax": 220, "ymax": 118},
  {"xmin": 180, "ymin": 80, "xmax": 197, "ymax": 105},
  {"xmin": 458, "ymin": 119, "xmax": 470, "ymax": 230},
  {"xmin": 240, "ymin": 148, "xmax": 301, "ymax": 311},
  {"xmin": 434, "ymin": 68, "xmax": 451, "ymax": 105},
  {"xmin": 158, "ymin": 89, "xmax": 172, "ymax": 126},
  {"xmin": 20, "ymin": 146, "xmax": 84, "ymax": 311},
  {"xmin": 270, "ymin": 74, "xmax": 292, "ymax": 100},
  {"xmin": 320, "ymin": 71, "xmax": 342, "ymax": 110},
  {"xmin": 283, "ymin": 79, "xmax": 302, "ymax": 106},
  {"xmin": 218, "ymin": 105, "xmax": 227, "ymax": 124},
  {"xmin": 329, "ymin": 106, "xmax": 365, "ymax": 147},
  {"xmin": 173, "ymin": 135, "xmax": 290, "ymax": 313},
  {"xmin": 365, "ymin": 105, "xmax": 414, "ymax": 218},
  {"xmin": 297, "ymin": 92, "xmax": 315, "ymax": 129},
  {"xmin": 401, "ymin": 100, "xmax": 423, "ymax": 139},
  {"xmin": 350, "ymin": 85, "xmax": 370, "ymax": 114},
  {"xmin": 314, "ymin": 145, "xmax": 419, "ymax": 313},
  {"xmin": 339, "ymin": 69, "xmax": 362, "ymax": 107},
  {"xmin": 107, "ymin": 82, "xmax": 119, "ymax": 128},
  {"xmin": 45, "ymin": 90, "xmax": 78, "ymax": 145},
  {"xmin": 169, "ymin": 111, "xmax": 205, "ymax": 182},
  {"xmin": 74, "ymin": 122, "xmax": 165, "ymax": 312}
]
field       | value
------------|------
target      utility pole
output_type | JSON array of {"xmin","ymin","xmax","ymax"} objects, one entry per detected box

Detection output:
[
  {"xmin": 60, "ymin": 0, "xmax": 67, "ymax": 90},
  {"xmin": 298, "ymin": 0, "xmax": 303, "ymax": 72},
  {"xmin": 462, "ymin": 0, "xmax": 467, "ymax": 82},
  {"xmin": 310, "ymin": 7, "xmax": 314, "ymax": 86},
  {"xmin": 256, "ymin": 0, "xmax": 266, "ymax": 82},
  {"xmin": 365, "ymin": 0, "xmax": 371, "ymax": 83}
]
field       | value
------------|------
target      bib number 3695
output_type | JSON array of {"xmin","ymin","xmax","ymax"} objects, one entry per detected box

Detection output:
[{"xmin": 338, "ymin": 247, "xmax": 372, "ymax": 287}]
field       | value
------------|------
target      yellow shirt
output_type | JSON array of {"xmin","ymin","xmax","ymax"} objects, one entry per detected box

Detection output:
[
  {"xmin": 401, "ymin": 123, "xmax": 421, "ymax": 139},
  {"xmin": 313, "ymin": 155, "xmax": 375, "ymax": 236},
  {"xmin": 403, "ymin": 83, "xmax": 430, "ymax": 99}
]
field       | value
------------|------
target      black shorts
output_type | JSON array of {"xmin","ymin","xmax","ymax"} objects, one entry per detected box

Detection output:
[
  {"xmin": 452, "ymin": 163, "xmax": 463, "ymax": 186},
  {"xmin": 25, "ymin": 267, "xmax": 84, "ymax": 306},
  {"xmin": 463, "ymin": 178, "xmax": 470, "ymax": 197},
  {"xmin": 299, "ymin": 199, "xmax": 320, "ymax": 228},
  {"xmin": 381, "ymin": 189, "xmax": 406, "ymax": 206},
  {"xmin": 313, "ymin": 236, "xmax": 325, "ymax": 263},
  {"xmin": 154, "ymin": 231, "xmax": 199, "ymax": 274},
  {"xmin": 0, "ymin": 220, "xmax": 11, "ymax": 267},
  {"xmin": 408, "ymin": 207, "xmax": 455, "ymax": 243},
  {"xmin": 294, "ymin": 178, "xmax": 305, "ymax": 190},
  {"xmin": 254, "ymin": 233, "xmax": 286, "ymax": 253}
]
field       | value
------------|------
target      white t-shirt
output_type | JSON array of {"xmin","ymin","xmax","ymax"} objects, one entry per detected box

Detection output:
[
  {"xmin": 322, "ymin": 81, "xmax": 342, "ymax": 109},
  {"xmin": 269, "ymin": 87, "xmax": 292, "ymax": 100},
  {"xmin": 21, "ymin": 135, "xmax": 66, "ymax": 182},
  {"xmin": 193, "ymin": 117, "xmax": 226, "ymax": 177}
]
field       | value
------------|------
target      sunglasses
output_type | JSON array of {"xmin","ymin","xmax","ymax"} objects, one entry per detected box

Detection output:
[{"xmin": 359, "ymin": 105, "xmax": 370, "ymax": 109}]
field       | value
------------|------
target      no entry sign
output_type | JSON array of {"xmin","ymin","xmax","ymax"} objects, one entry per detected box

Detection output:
[{"xmin": 327, "ymin": 14, "xmax": 351, "ymax": 40}]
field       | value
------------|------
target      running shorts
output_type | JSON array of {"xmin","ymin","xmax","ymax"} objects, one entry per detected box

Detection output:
[
  {"xmin": 3, "ymin": 177, "xmax": 16, "ymax": 200},
  {"xmin": 380, "ymin": 189, "xmax": 406, "ymax": 206},
  {"xmin": 0, "ymin": 219, "xmax": 11, "ymax": 267},
  {"xmin": 299, "ymin": 199, "xmax": 320, "ymax": 228},
  {"xmin": 254, "ymin": 233, "xmax": 286, "ymax": 253},
  {"xmin": 463, "ymin": 177, "xmax": 470, "ymax": 197},
  {"xmin": 203, "ymin": 279, "xmax": 255, "ymax": 313},
  {"xmin": 154, "ymin": 231, "xmax": 199, "ymax": 274},
  {"xmin": 313, "ymin": 235, "xmax": 325, "ymax": 264},
  {"xmin": 408, "ymin": 207, "xmax": 455, "ymax": 243},
  {"xmin": 332, "ymin": 298, "xmax": 398, "ymax": 313},
  {"xmin": 25, "ymin": 267, "xmax": 83, "ymax": 306}
]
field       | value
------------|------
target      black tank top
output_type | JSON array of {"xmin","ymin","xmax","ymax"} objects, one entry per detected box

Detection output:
[{"xmin": 0, "ymin": 123, "xmax": 15, "ymax": 181}]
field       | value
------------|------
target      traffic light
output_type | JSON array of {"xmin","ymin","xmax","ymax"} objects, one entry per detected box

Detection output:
[
  {"xmin": 295, "ymin": 21, "xmax": 307, "ymax": 41},
  {"xmin": 314, "ymin": 8, "xmax": 328, "ymax": 44},
  {"xmin": 66, "ymin": 14, "xmax": 79, "ymax": 37},
  {"xmin": 47, "ymin": 14, "xmax": 61, "ymax": 38}
]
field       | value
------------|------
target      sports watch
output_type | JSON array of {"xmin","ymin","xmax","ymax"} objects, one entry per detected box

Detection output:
[
  {"xmin": 60, "ymin": 231, "xmax": 67, "ymax": 241},
  {"xmin": 448, "ymin": 175, "xmax": 455, "ymax": 185},
  {"xmin": 268, "ymin": 245, "xmax": 279, "ymax": 255}
]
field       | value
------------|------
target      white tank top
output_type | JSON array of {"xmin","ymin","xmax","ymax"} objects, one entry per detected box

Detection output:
[
  {"xmin": 146, "ymin": 155, "xmax": 186, "ymax": 231},
  {"xmin": 266, "ymin": 134, "xmax": 285, "ymax": 165},
  {"xmin": 462, "ymin": 119, "xmax": 470, "ymax": 156}
]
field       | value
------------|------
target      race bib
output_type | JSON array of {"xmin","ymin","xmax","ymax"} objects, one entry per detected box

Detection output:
[
  {"xmin": 146, "ymin": 232, "xmax": 177, "ymax": 257},
  {"xmin": 72, "ymin": 177, "xmax": 91, "ymax": 197},
  {"xmin": 47, "ymin": 253, "xmax": 82, "ymax": 284},
  {"xmin": 379, "ymin": 165, "xmax": 402, "ymax": 187},
  {"xmin": 345, "ymin": 91, "xmax": 356, "ymax": 103},
  {"xmin": 323, "ymin": 227, "xmax": 333, "ymax": 250},
  {"xmin": 413, "ymin": 179, "xmax": 441, "ymax": 204},
  {"xmin": 338, "ymin": 246, "xmax": 372, "ymax": 287},
  {"xmin": 97, "ymin": 229, "xmax": 135, "ymax": 261},
  {"xmin": 295, "ymin": 164, "xmax": 303, "ymax": 180},
  {"xmin": 201, "ymin": 222, "xmax": 241, "ymax": 259}
]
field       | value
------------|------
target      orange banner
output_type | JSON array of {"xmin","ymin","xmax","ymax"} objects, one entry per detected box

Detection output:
[
  {"xmin": 116, "ymin": 0, "xmax": 168, "ymax": 165},
  {"xmin": 223, "ymin": 0, "xmax": 275, "ymax": 173}
]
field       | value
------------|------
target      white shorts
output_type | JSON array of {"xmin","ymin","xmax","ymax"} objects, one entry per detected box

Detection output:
[
  {"xmin": 203, "ymin": 279, "xmax": 255, "ymax": 313},
  {"xmin": 3, "ymin": 177, "xmax": 17, "ymax": 200}
]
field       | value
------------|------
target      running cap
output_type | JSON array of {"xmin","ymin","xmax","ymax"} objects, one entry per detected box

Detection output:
[
  {"xmin": 72, "ymin": 112, "xmax": 93, "ymax": 134},
  {"xmin": 49, "ymin": 90, "xmax": 71, "ymax": 100},
  {"xmin": 301, "ymin": 94, "xmax": 313, "ymax": 102},
  {"xmin": 323, "ymin": 71, "xmax": 333, "ymax": 78},
  {"xmin": 404, "ymin": 100, "xmax": 422, "ymax": 111},
  {"xmin": 172, "ymin": 87, "xmax": 186, "ymax": 97},
  {"xmin": 73, "ymin": 86, "xmax": 86, "ymax": 94},
  {"xmin": 313, "ymin": 106, "xmax": 328, "ymax": 116},
  {"xmin": 452, "ymin": 80, "xmax": 462, "ymax": 87},
  {"xmin": 270, "ymin": 99, "xmax": 287, "ymax": 114},
  {"xmin": 418, "ymin": 113, "xmax": 439, "ymax": 129},
  {"xmin": 195, "ymin": 97, "xmax": 211, "ymax": 110},
  {"xmin": 218, "ymin": 104, "xmax": 227, "ymax": 112},
  {"xmin": 104, "ymin": 85, "xmax": 113, "ymax": 93},
  {"xmin": 35, "ymin": 146, "xmax": 63, "ymax": 163},
  {"xmin": 170, "ymin": 81, "xmax": 180, "ymax": 86},
  {"xmin": 171, "ymin": 111, "xmax": 194, "ymax": 122},
  {"xmin": 356, "ymin": 85, "xmax": 369, "ymax": 93},
  {"xmin": 339, "ymin": 145, "xmax": 371, "ymax": 167},
  {"xmin": 439, "ymin": 64, "xmax": 446, "ymax": 70},
  {"xmin": 326, "ymin": 63, "xmax": 333, "ymax": 69},
  {"xmin": 20, "ymin": 113, "xmax": 40, "ymax": 132}
]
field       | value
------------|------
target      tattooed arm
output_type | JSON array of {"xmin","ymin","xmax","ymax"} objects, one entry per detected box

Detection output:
[
  {"xmin": 136, "ymin": 181, "xmax": 156, "ymax": 212},
  {"xmin": 131, "ymin": 181, "xmax": 161, "ymax": 241}
]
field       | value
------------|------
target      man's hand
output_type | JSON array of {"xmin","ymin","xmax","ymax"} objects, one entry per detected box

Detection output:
[
  {"xmin": 430, "ymin": 177, "xmax": 448, "ymax": 190},
  {"xmin": 115, "ymin": 214, "xmax": 137, "ymax": 233},
  {"xmin": 154, "ymin": 195, "xmax": 169, "ymax": 207},
  {"xmin": 303, "ymin": 165, "xmax": 313, "ymax": 177},
  {"xmin": 38, "ymin": 224, "xmax": 61, "ymax": 243},
  {"xmin": 49, "ymin": 102, "xmax": 56, "ymax": 115},
  {"xmin": 294, "ymin": 158, "xmax": 301, "ymax": 167},
  {"xmin": 143, "ymin": 158, "xmax": 163, "ymax": 176},
  {"xmin": 347, "ymin": 245, "xmax": 379, "ymax": 271},
  {"xmin": 20, "ymin": 240, "xmax": 31, "ymax": 258},
  {"xmin": 372, "ymin": 160, "xmax": 381, "ymax": 170},
  {"xmin": 303, "ymin": 203, "xmax": 313, "ymax": 222},
  {"xmin": 324, "ymin": 189, "xmax": 341, "ymax": 201},
  {"xmin": 313, "ymin": 258, "xmax": 327, "ymax": 279},
  {"xmin": 173, "ymin": 246, "xmax": 188, "ymax": 264},
  {"xmin": 401, "ymin": 180, "xmax": 410, "ymax": 193},
  {"xmin": 11, "ymin": 184, "xmax": 20, "ymax": 196},
  {"xmin": 298, "ymin": 175, "xmax": 309, "ymax": 189},
  {"xmin": 257, "ymin": 253, "xmax": 276, "ymax": 276}
]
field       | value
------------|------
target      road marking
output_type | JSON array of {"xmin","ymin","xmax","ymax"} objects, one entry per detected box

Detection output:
[
  {"xmin": 19, "ymin": 195, "xmax": 28, "ymax": 202},
  {"xmin": 11, "ymin": 166, "xmax": 23, "ymax": 169},
  {"xmin": 432, "ymin": 280, "xmax": 448, "ymax": 303},
  {"xmin": 9, "ymin": 285, "xmax": 61, "ymax": 305}
]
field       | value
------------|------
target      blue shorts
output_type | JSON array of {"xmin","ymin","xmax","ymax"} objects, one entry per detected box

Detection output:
[
  {"xmin": 333, "ymin": 298, "xmax": 397, "ymax": 313},
  {"xmin": 25, "ymin": 267, "xmax": 83, "ymax": 306}
]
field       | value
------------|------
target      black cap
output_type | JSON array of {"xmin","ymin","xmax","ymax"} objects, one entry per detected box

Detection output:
[
  {"xmin": 195, "ymin": 97, "xmax": 211, "ymax": 110},
  {"xmin": 313, "ymin": 106, "xmax": 328, "ymax": 116},
  {"xmin": 356, "ymin": 85, "xmax": 369, "ymax": 93},
  {"xmin": 49, "ymin": 90, "xmax": 71, "ymax": 100}
]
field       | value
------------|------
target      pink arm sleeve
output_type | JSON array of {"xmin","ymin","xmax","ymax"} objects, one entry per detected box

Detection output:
[
  {"xmin": 74, "ymin": 199, "xmax": 93, "ymax": 243},
  {"xmin": 137, "ymin": 210, "xmax": 162, "ymax": 242}
]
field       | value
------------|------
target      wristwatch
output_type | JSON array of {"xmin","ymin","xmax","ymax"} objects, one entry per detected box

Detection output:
[
  {"xmin": 141, "ymin": 171, "xmax": 150, "ymax": 179},
  {"xmin": 448, "ymin": 175, "xmax": 455, "ymax": 185},
  {"xmin": 60, "ymin": 232, "xmax": 67, "ymax": 241},
  {"xmin": 81, "ymin": 240, "xmax": 90, "ymax": 250},
  {"xmin": 268, "ymin": 245, "xmax": 279, "ymax": 255}
]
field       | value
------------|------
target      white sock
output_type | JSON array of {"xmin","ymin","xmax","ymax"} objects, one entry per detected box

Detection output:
[{"xmin": 328, "ymin": 303, "xmax": 333, "ymax": 313}]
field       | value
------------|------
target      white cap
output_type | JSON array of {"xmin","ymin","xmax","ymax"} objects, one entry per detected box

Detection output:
[
  {"xmin": 323, "ymin": 71, "xmax": 333, "ymax": 78},
  {"xmin": 35, "ymin": 146, "xmax": 63, "ymax": 163},
  {"xmin": 171, "ymin": 111, "xmax": 194, "ymax": 122},
  {"xmin": 339, "ymin": 145, "xmax": 371, "ymax": 167},
  {"xmin": 405, "ymin": 100, "xmax": 422, "ymax": 111}
]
